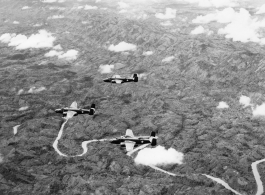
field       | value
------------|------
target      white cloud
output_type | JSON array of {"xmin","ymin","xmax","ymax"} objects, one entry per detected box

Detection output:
[
  {"xmin": 42, "ymin": 0, "xmax": 65, "ymax": 3},
  {"xmin": 1, "ymin": 30, "xmax": 55, "ymax": 50},
  {"xmin": 45, "ymin": 49, "xmax": 78, "ymax": 60},
  {"xmin": 217, "ymin": 101, "xmax": 229, "ymax": 109},
  {"xmin": 191, "ymin": 25, "xmax": 213, "ymax": 35},
  {"xmin": 95, "ymin": 0, "xmax": 101, "ymax": 3},
  {"xmin": 192, "ymin": 7, "xmax": 237, "ymax": 24},
  {"xmin": 239, "ymin": 95, "xmax": 251, "ymax": 107},
  {"xmin": 33, "ymin": 23, "xmax": 42, "ymax": 27},
  {"xmin": 253, "ymin": 103, "xmax": 265, "ymax": 117},
  {"xmin": 108, "ymin": 42, "xmax": 137, "ymax": 52},
  {"xmin": 17, "ymin": 89, "xmax": 24, "ymax": 95},
  {"xmin": 22, "ymin": 6, "xmax": 30, "ymax": 10},
  {"xmin": 49, "ymin": 7, "xmax": 65, "ymax": 10},
  {"xmin": 48, "ymin": 15, "xmax": 64, "ymax": 19},
  {"xmin": 162, "ymin": 56, "xmax": 175, "ymax": 62},
  {"xmin": 43, "ymin": 0, "xmax": 57, "ymax": 2},
  {"xmin": 134, "ymin": 146, "xmax": 184, "ymax": 166},
  {"xmin": 45, "ymin": 50, "xmax": 62, "ymax": 57},
  {"xmin": 179, "ymin": 0, "xmax": 239, "ymax": 8},
  {"xmin": 58, "ymin": 50, "xmax": 78, "ymax": 60},
  {"xmin": 84, "ymin": 5, "xmax": 98, "ymax": 10},
  {"xmin": 0, "ymin": 33, "xmax": 15, "ymax": 43},
  {"xmin": 160, "ymin": 21, "xmax": 173, "ymax": 26},
  {"xmin": 13, "ymin": 125, "xmax": 20, "ymax": 135},
  {"xmin": 13, "ymin": 21, "xmax": 19, "ymax": 24},
  {"xmin": 28, "ymin": 87, "xmax": 46, "ymax": 93},
  {"xmin": 118, "ymin": 2, "xmax": 129, "ymax": 9},
  {"xmin": 19, "ymin": 106, "xmax": 28, "ymax": 111},
  {"xmin": 119, "ymin": 9, "xmax": 128, "ymax": 13},
  {"xmin": 143, "ymin": 51, "xmax": 153, "ymax": 56},
  {"xmin": 218, "ymin": 8, "xmax": 265, "ymax": 45},
  {"xmin": 98, "ymin": 64, "xmax": 114, "ymax": 74},
  {"xmin": 53, "ymin": 44, "xmax": 62, "ymax": 50},
  {"xmin": 256, "ymin": 4, "xmax": 265, "ymax": 14},
  {"xmin": 155, "ymin": 8, "xmax": 176, "ymax": 19}
]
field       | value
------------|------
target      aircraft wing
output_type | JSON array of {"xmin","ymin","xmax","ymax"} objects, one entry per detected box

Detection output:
[
  {"xmin": 126, "ymin": 129, "xmax": 134, "ymax": 137},
  {"xmin": 70, "ymin": 101, "xmax": 78, "ymax": 109},
  {"xmin": 115, "ymin": 80, "xmax": 122, "ymax": 84},
  {"xmin": 125, "ymin": 141, "xmax": 135, "ymax": 152},
  {"xmin": 66, "ymin": 111, "xmax": 76, "ymax": 118}
]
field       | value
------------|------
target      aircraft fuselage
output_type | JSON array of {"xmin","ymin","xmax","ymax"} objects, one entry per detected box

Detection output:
[
  {"xmin": 103, "ymin": 78, "xmax": 134, "ymax": 84},
  {"xmin": 110, "ymin": 137, "xmax": 151, "ymax": 145},
  {"xmin": 55, "ymin": 108, "xmax": 95, "ymax": 116}
]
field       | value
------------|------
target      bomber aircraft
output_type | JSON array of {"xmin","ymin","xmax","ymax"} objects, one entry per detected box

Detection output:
[
  {"xmin": 55, "ymin": 101, "xmax": 95, "ymax": 118},
  {"xmin": 103, "ymin": 74, "xmax": 138, "ymax": 84},
  {"xmin": 110, "ymin": 129, "xmax": 157, "ymax": 152}
]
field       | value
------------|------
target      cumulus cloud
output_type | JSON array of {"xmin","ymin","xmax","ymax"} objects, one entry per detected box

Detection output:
[
  {"xmin": 28, "ymin": 87, "xmax": 46, "ymax": 93},
  {"xmin": 218, "ymin": 8, "xmax": 265, "ymax": 44},
  {"xmin": 0, "ymin": 30, "xmax": 55, "ymax": 50},
  {"xmin": 192, "ymin": 7, "xmax": 237, "ymax": 24},
  {"xmin": 239, "ymin": 95, "xmax": 251, "ymax": 107},
  {"xmin": 253, "ymin": 103, "xmax": 265, "ymax": 117},
  {"xmin": 155, "ymin": 8, "xmax": 176, "ymax": 19},
  {"xmin": 108, "ymin": 42, "xmax": 137, "ymax": 52},
  {"xmin": 13, "ymin": 125, "xmax": 20, "ymax": 135},
  {"xmin": 98, "ymin": 64, "xmax": 114, "ymax": 74},
  {"xmin": 58, "ymin": 50, "xmax": 78, "ymax": 60},
  {"xmin": 45, "ymin": 49, "xmax": 78, "ymax": 60},
  {"xmin": 33, "ymin": 23, "xmax": 42, "ymax": 27},
  {"xmin": 118, "ymin": 1, "xmax": 129, "ymax": 9},
  {"xmin": 160, "ymin": 21, "xmax": 173, "ymax": 26},
  {"xmin": 42, "ymin": 0, "xmax": 65, "ymax": 3},
  {"xmin": 13, "ymin": 21, "xmax": 19, "ymax": 24},
  {"xmin": 19, "ymin": 106, "xmax": 28, "ymax": 111},
  {"xmin": 84, "ymin": 5, "xmax": 98, "ymax": 10},
  {"xmin": 162, "ymin": 56, "xmax": 175, "ymax": 62},
  {"xmin": 119, "ymin": 9, "xmax": 127, "ymax": 13},
  {"xmin": 191, "ymin": 25, "xmax": 213, "ymax": 35},
  {"xmin": 179, "ymin": 0, "xmax": 239, "ymax": 8},
  {"xmin": 0, "ymin": 33, "xmax": 15, "ymax": 43},
  {"xmin": 143, "ymin": 51, "xmax": 153, "ymax": 56},
  {"xmin": 17, "ymin": 89, "xmax": 24, "ymax": 95},
  {"xmin": 49, "ymin": 7, "xmax": 65, "ymax": 10},
  {"xmin": 134, "ymin": 146, "xmax": 184, "ymax": 166},
  {"xmin": 217, "ymin": 101, "xmax": 229, "ymax": 109},
  {"xmin": 53, "ymin": 44, "xmax": 62, "ymax": 50},
  {"xmin": 22, "ymin": 6, "xmax": 30, "ymax": 10},
  {"xmin": 48, "ymin": 15, "xmax": 64, "ymax": 19},
  {"xmin": 256, "ymin": 4, "xmax": 265, "ymax": 15}
]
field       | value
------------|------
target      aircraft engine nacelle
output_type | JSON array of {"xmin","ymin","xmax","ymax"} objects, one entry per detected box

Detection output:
[
  {"xmin": 149, "ymin": 132, "xmax": 157, "ymax": 146},
  {"xmin": 149, "ymin": 137, "xmax": 157, "ymax": 146},
  {"xmin": 133, "ymin": 74, "xmax": 138, "ymax": 82},
  {"xmin": 89, "ymin": 103, "xmax": 96, "ymax": 115},
  {"xmin": 111, "ymin": 80, "xmax": 116, "ymax": 83},
  {"xmin": 55, "ymin": 108, "xmax": 63, "ymax": 113},
  {"xmin": 63, "ymin": 112, "xmax": 67, "ymax": 117}
]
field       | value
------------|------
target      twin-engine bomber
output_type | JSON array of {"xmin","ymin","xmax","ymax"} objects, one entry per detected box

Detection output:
[
  {"xmin": 110, "ymin": 129, "xmax": 157, "ymax": 152},
  {"xmin": 103, "ymin": 74, "xmax": 138, "ymax": 84},
  {"xmin": 55, "ymin": 101, "xmax": 95, "ymax": 117}
]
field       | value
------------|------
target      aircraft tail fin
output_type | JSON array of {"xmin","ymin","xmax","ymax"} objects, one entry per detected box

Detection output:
[
  {"xmin": 126, "ymin": 129, "xmax": 134, "ymax": 137},
  {"xmin": 89, "ymin": 103, "xmax": 95, "ymax": 115},
  {"xmin": 133, "ymin": 74, "xmax": 138, "ymax": 82}
]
